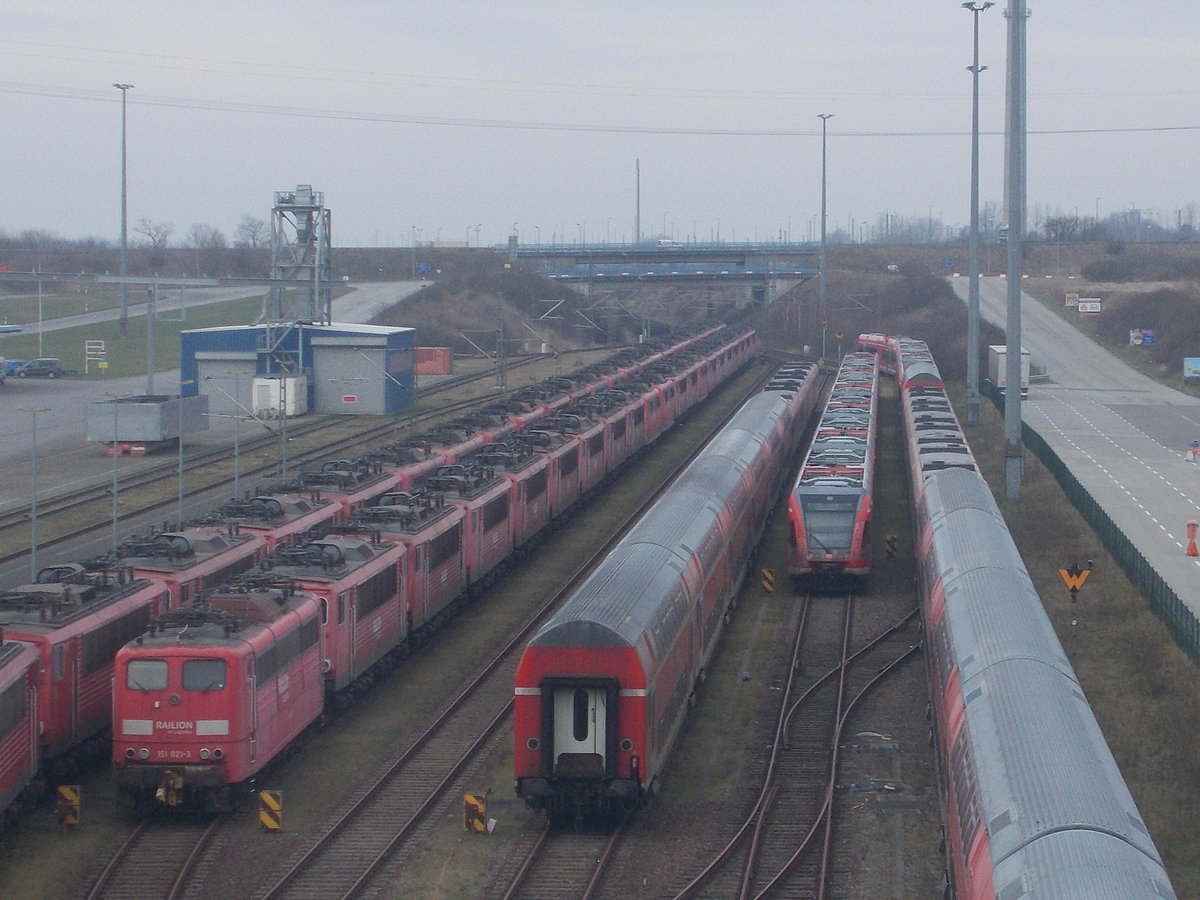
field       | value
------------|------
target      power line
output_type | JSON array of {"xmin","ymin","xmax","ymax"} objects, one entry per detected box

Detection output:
[{"xmin": 0, "ymin": 80, "xmax": 1197, "ymax": 138}]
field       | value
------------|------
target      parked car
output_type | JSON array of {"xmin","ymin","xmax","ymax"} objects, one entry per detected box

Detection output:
[
  {"xmin": 15, "ymin": 358, "xmax": 63, "ymax": 378},
  {"xmin": 4, "ymin": 359, "xmax": 27, "ymax": 376},
  {"xmin": 0, "ymin": 357, "xmax": 5, "ymax": 384}
]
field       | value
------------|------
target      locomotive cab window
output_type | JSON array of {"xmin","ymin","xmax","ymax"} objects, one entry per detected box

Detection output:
[
  {"xmin": 127, "ymin": 658, "xmax": 168, "ymax": 691},
  {"xmin": 183, "ymin": 658, "xmax": 227, "ymax": 692}
]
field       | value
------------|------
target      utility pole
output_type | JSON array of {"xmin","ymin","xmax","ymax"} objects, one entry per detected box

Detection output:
[
  {"xmin": 1003, "ymin": 0, "xmax": 1029, "ymax": 498},
  {"xmin": 114, "ymin": 83, "xmax": 134, "ymax": 338},
  {"xmin": 964, "ymin": 2, "xmax": 993, "ymax": 426},
  {"xmin": 818, "ymin": 114, "xmax": 833, "ymax": 360}
]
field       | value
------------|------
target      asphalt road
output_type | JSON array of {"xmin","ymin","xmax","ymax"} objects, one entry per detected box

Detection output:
[{"xmin": 949, "ymin": 275, "xmax": 1200, "ymax": 611}]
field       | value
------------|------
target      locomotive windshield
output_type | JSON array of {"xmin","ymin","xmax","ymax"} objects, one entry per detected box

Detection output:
[
  {"xmin": 183, "ymin": 658, "xmax": 227, "ymax": 692},
  {"xmin": 126, "ymin": 659, "xmax": 168, "ymax": 691}
]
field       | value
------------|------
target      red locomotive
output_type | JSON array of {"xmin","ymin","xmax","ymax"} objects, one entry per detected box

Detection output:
[
  {"xmin": 112, "ymin": 585, "xmax": 323, "ymax": 810},
  {"xmin": 110, "ymin": 527, "xmax": 268, "ymax": 608},
  {"xmin": 195, "ymin": 494, "xmax": 343, "ymax": 551},
  {"xmin": 256, "ymin": 535, "xmax": 407, "ymax": 694},
  {"xmin": 0, "ymin": 638, "xmax": 40, "ymax": 821},
  {"xmin": 0, "ymin": 562, "xmax": 169, "ymax": 767}
]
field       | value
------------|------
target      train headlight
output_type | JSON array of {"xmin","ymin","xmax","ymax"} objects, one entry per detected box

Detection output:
[
  {"xmin": 138, "ymin": 748, "xmax": 150, "ymax": 759},
  {"xmin": 619, "ymin": 738, "xmax": 634, "ymax": 752},
  {"xmin": 212, "ymin": 748, "xmax": 224, "ymax": 760},
  {"xmin": 199, "ymin": 748, "xmax": 210, "ymax": 760},
  {"xmin": 125, "ymin": 748, "xmax": 136, "ymax": 759},
  {"xmin": 526, "ymin": 738, "xmax": 540, "ymax": 751}
]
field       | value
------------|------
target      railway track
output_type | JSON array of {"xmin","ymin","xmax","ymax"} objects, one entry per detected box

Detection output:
[
  {"xmin": 0, "ymin": 354, "xmax": 563, "ymax": 567},
  {"xmin": 670, "ymin": 598, "xmax": 921, "ymax": 900},
  {"xmin": 76, "ymin": 359, "xmax": 778, "ymax": 900},
  {"xmin": 83, "ymin": 814, "xmax": 224, "ymax": 900},
  {"xmin": 501, "ymin": 825, "xmax": 623, "ymax": 900}
]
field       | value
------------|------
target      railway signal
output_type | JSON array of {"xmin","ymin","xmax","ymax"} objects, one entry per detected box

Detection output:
[
  {"xmin": 1058, "ymin": 560, "xmax": 1092, "ymax": 597},
  {"xmin": 1059, "ymin": 560, "xmax": 1093, "ymax": 657}
]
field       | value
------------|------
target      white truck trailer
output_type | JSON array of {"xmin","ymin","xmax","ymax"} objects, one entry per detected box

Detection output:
[{"xmin": 987, "ymin": 344, "xmax": 1031, "ymax": 398}]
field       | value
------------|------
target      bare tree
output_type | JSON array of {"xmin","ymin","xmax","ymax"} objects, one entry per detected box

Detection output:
[
  {"xmin": 136, "ymin": 218, "xmax": 174, "ymax": 249},
  {"xmin": 185, "ymin": 223, "xmax": 227, "ymax": 250},
  {"xmin": 1043, "ymin": 215, "xmax": 1080, "ymax": 243},
  {"xmin": 186, "ymin": 224, "xmax": 228, "ymax": 277},
  {"xmin": 234, "ymin": 214, "xmax": 270, "ymax": 249}
]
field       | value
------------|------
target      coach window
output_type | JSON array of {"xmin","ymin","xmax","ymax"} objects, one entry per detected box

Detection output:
[
  {"xmin": 183, "ymin": 659, "xmax": 227, "ymax": 692},
  {"xmin": 127, "ymin": 659, "xmax": 169, "ymax": 691},
  {"xmin": 573, "ymin": 689, "xmax": 590, "ymax": 742},
  {"xmin": 338, "ymin": 592, "xmax": 347, "ymax": 625}
]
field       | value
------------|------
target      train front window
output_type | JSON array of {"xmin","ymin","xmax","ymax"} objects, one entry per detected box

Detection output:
[
  {"xmin": 126, "ymin": 659, "xmax": 168, "ymax": 691},
  {"xmin": 183, "ymin": 658, "xmax": 227, "ymax": 692}
]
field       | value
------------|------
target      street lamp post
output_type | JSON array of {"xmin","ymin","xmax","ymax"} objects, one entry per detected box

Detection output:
[
  {"xmin": 105, "ymin": 394, "xmax": 125, "ymax": 552},
  {"xmin": 817, "ymin": 113, "xmax": 833, "ymax": 360},
  {"xmin": 964, "ymin": 2, "xmax": 993, "ymax": 426},
  {"xmin": 114, "ymin": 83, "xmax": 133, "ymax": 338},
  {"xmin": 19, "ymin": 406, "xmax": 49, "ymax": 580}
]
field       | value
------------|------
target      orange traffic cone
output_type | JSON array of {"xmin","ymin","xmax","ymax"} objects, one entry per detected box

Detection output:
[{"xmin": 1188, "ymin": 521, "xmax": 1199, "ymax": 557}]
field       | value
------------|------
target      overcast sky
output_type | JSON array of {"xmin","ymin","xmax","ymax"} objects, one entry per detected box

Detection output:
[{"xmin": 1, "ymin": 2, "xmax": 1194, "ymax": 248}]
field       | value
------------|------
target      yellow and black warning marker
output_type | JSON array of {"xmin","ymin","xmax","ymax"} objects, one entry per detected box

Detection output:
[
  {"xmin": 1058, "ymin": 560, "xmax": 1092, "ymax": 597},
  {"xmin": 761, "ymin": 569, "xmax": 775, "ymax": 593},
  {"xmin": 464, "ymin": 792, "xmax": 488, "ymax": 833},
  {"xmin": 258, "ymin": 790, "xmax": 283, "ymax": 831},
  {"xmin": 56, "ymin": 785, "xmax": 81, "ymax": 830}
]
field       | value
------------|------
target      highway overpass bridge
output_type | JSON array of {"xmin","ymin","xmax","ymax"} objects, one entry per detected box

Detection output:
[{"xmin": 511, "ymin": 241, "xmax": 819, "ymax": 311}]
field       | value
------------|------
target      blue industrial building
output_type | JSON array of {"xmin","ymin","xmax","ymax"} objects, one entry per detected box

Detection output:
[{"xmin": 181, "ymin": 322, "xmax": 415, "ymax": 417}]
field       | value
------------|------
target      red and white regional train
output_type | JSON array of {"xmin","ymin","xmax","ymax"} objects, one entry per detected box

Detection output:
[
  {"xmin": 513, "ymin": 360, "xmax": 820, "ymax": 821},
  {"xmin": 105, "ymin": 328, "xmax": 757, "ymax": 809},
  {"xmin": 870, "ymin": 333, "xmax": 1177, "ymax": 900},
  {"xmin": 787, "ymin": 350, "xmax": 879, "ymax": 583}
]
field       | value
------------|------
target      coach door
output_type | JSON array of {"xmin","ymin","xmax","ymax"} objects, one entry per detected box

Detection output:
[{"xmin": 552, "ymin": 686, "xmax": 606, "ymax": 778}]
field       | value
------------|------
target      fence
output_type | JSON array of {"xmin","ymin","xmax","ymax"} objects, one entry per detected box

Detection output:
[{"xmin": 987, "ymin": 381, "xmax": 1200, "ymax": 662}]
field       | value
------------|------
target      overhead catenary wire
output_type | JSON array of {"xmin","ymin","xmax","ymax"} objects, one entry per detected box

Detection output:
[{"xmin": 0, "ymin": 80, "xmax": 1195, "ymax": 138}]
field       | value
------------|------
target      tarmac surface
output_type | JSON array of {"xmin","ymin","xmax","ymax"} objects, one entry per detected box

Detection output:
[
  {"xmin": 0, "ymin": 281, "xmax": 428, "ymax": 577},
  {"xmin": 949, "ymin": 275, "xmax": 1200, "ymax": 618}
]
